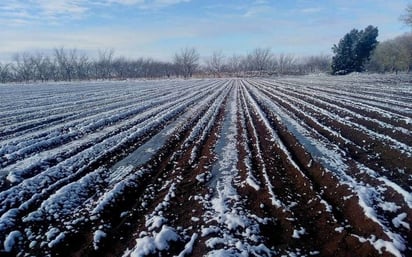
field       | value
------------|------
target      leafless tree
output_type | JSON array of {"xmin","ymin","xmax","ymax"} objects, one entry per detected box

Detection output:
[
  {"xmin": 367, "ymin": 33, "xmax": 412, "ymax": 73},
  {"xmin": 400, "ymin": 4, "xmax": 412, "ymax": 29},
  {"xmin": 13, "ymin": 53, "xmax": 35, "ymax": 82},
  {"xmin": 54, "ymin": 48, "xmax": 77, "ymax": 81},
  {"xmin": 0, "ymin": 63, "xmax": 12, "ymax": 83},
  {"xmin": 205, "ymin": 51, "xmax": 226, "ymax": 77},
  {"xmin": 174, "ymin": 47, "xmax": 199, "ymax": 78},
  {"xmin": 75, "ymin": 54, "xmax": 91, "ymax": 80},
  {"xmin": 303, "ymin": 55, "xmax": 331, "ymax": 73},
  {"xmin": 95, "ymin": 49, "xmax": 115, "ymax": 79},
  {"xmin": 276, "ymin": 53, "xmax": 296, "ymax": 74},
  {"xmin": 396, "ymin": 33, "xmax": 412, "ymax": 72},
  {"xmin": 248, "ymin": 48, "xmax": 273, "ymax": 74},
  {"xmin": 226, "ymin": 54, "xmax": 244, "ymax": 76},
  {"xmin": 28, "ymin": 53, "xmax": 55, "ymax": 82}
]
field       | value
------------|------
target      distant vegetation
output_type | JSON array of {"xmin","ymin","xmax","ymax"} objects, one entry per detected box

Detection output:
[
  {"xmin": 332, "ymin": 4, "xmax": 412, "ymax": 75},
  {"xmin": 0, "ymin": 47, "xmax": 331, "ymax": 83},
  {"xmin": 367, "ymin": 33, "xmax": 412, "ymax": 73},
  {"xmin": 331, "ymin": 25, "xmax": 379, "ymax": 75},
  {"xmin": 364, "ymin": 4, "xmax": 412, "ymax": 74}
]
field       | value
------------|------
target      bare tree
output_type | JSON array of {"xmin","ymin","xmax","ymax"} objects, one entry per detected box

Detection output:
[
  {"xmin": 95, "ymin": 49, "xmax": 115, "ymax": 79},
  {"xmin": 54, "ymin": 48, "xmax": 67, "ymax": 81},
  {"xmin": 276, "ymin": 53, "xmax": 296, "ymax": 74},
  {"xmin": 226, "ymin": 54, "xmax": 243, "ymax": 76},
  {"xmin": 246, "ymin": 48, "xmax": 273, "ymax": 75},
  {"xmin": 13, "ymin": 53, "xmax": 35, "ymax": 82},
  {"xmin": 303, "ymin": 55, "xmax": 331, "ymax": 73},
  {"xmin": 396, "ymin": 33, "xmax": 412, "ymax": 72},
  {"xmin": 112, "ymin": 57, "xmax": 128, "ymax": 79},
  {"xmin": 0, "ymin": 63, "xmax": 12, "ymax": 83},
  {"xmin": 54, "ymin": 48, "xmax": 77, "ymax": 81},
  {"xmin": 400, "ymin": 4, "xmax": 412, "ymax": 29},
  {"xmin": 206, "ymin": 51, "xmax": 225, "ymax": 77},
  {"xmin": 76, "ymin": 54, "xmax": 91, "ymax": 80},
  {"xmin": 174, "ymin": 47, "xmax": 199, "ymax": 78},
  {"xmin": 29, "ymin": 53, "xmax": 55, "ymax": 82},
  {"xmin": 367, "ymin": 33, "xmax": 412, "ymax": 73}
]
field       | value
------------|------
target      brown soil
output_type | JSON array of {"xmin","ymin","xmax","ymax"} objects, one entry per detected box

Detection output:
[{"xmin": 2, "ymin": 78, "xmax": 410, "ymax": 257}]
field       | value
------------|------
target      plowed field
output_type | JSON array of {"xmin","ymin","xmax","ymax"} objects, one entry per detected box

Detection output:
[{"xmin": 0, "ymin": 74, "xmax": 411, "ymax": 257}]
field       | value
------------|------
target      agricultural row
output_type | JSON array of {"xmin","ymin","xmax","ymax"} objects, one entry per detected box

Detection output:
[{"xmin": 0, "ymin": 74, "xmax": 411, "ymax": 256}]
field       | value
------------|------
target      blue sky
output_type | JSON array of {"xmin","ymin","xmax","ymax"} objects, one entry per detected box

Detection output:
[{"xmin": 0, "ymin": 0, "xmax": 410, "ymax": 62}]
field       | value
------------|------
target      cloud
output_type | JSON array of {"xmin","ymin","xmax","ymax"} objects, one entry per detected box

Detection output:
[
  {"xmin": 244, "ymin": 5, "xmax": 272, "ymax": 17},
  {"xmin": 105, "ymin": 0, "xmax": 190, "ymax": 9},
  {"xmin": 106, "ymin": 0, "xmax": 144, "ymax": 5},
  {"xmin": 0, "ymin": 1, "xmax": 26, "ymax": 11},
  {"xmin": 300, "ymin": 7, "xmax": 323, "ymax": 13},
  {"xmin": 0, "ymin": 0, "xmax": 409, "ymax": 62},
  {"xmin": 0, "ymin": 0, "xmax": 88, "ymax": 24},
  {"xmin": 36, "ymin": 0, "xmax": 88, "ymax": 17},
  {"xmin": 0, "ymin": 1, "xmax": 33, "ymax": 21},
  {"xmin": 0, "ymin": 0, "xmax": 191, "ymax": 24},
  {"xmin": 242, "ymin": 0, "xmax": 274, "ymax": 18},
  {"xmin": 0, "ymin": 24, "xmax": 198, "ymax": 62}
]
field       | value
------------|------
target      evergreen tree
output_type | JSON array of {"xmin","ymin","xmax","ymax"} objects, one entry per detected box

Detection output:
[{"xmin": 331, "ymin": 25, "xmax": 378, "ymax": 75}]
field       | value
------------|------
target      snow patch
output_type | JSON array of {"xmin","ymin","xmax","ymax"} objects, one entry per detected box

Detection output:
[
  {"xmin": 93, "ymin": 230, "xmax": 107, "ymax": 250},
  {"xmin": 292, "ymin": 227, "xmax": 306, "ymax": 239},
  {"xmin": 177, "ymin": 233, "xmax": 198, "ymax": 257},
  {"xmin": 130, "ymin": 225, "xmax": 179, "ymax": 257},
  {"xmin": 392, "ymin": 213, "xmax": 409, "ymax": 230},
  {"xmin": 3, "ymin": 230, "xmax": 22, "ymax": 252},
  {"xmin": 48, "ymin": 232, "xmax": 65, "ymax": 248},
  {"xmin": 378, "ymin": 202, "xmax": 400, "ymax": 212}
]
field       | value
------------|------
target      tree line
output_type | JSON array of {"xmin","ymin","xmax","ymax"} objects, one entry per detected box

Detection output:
[
  {"xmin": 366, "ymin": 33, "xmax": 412, "ymax": 73},
  {"xmin": 0, "ymin": 48, "xmax": 176, "ymax": 83},
  {"xmin": 0, "ymin": 47, "xmax": 331, "ymax": 83},
  {"xmin": 331, "ymin": 26, "xmax": 412, "ymax": 75},
  {"xmin": 0, "ymin": 38, "xmax": 407, "ymax": 83},
  {"xmin": 0, "ymin": 34, "xmax": 408, "ymax": 83},
  {"xmin": 332, "ymin": 4, "xmax": 412, "ymax": 75}
]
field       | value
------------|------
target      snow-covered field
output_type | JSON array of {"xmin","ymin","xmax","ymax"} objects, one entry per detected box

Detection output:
[{"xmin": 0, "ymin": 74, "xmax": 411, "ymax": 257}]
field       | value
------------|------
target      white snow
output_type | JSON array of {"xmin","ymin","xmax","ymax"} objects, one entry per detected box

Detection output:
[
  {"xmin": 292, "ymin": 227, "xmax": 306, "ymax": 239},
  {"xmin": 177, "ymin": 233, "xmax": 198, "ymax": 257},
  {"xmin": 392, "ymin": 213, "xmax": 410, "ymax": 230},
  {"xmin": 239, "ymin": 83, "xmax": 285, "ymax": 207},
  {"xmin": 196, "ymin": 173, "xmax": 207, "ymax": 183},
  {"xmin": 45, "ymin": 227, "xmax": 60, "ymax": 241},
  {"xmin": 247, "ymin": 77, "xmax": 411, "ymax": 256},
  {"xmin": 334, "ymin": 227, "xmax": 344, "ymax": 233},
  {"xmin": 378, "ymin": 202, "xmax": 400, "ymax": 212},
  {"xmin": 47, "ymin": 232, "xmax": 65, "ymax": 248},
  {"xmin": 91, "ymin": 169, "xmax": 146, "ymax": 215},
  {"xmin": 130, "ymin": 225, "xmax": 179, "ymax": 257},
  {"xmin": 191, "ymin": 217, "xmax": 200, "ymax": 222},
  {"xmin": 146, "ymin": 215, "xmax": 167, "ymax": 231},
  {"xmin": 353, "ymin": 234, "xmax": 404, "ymax": 257},
  {"xmin": 93, "ymin": 230, "xmax": 107, "ymax": 250},
  {"xmin": 200, "ymin": 85, "xmax": 275, "ymax": 256},
  {"xmin": 0, "ymin": 76, "xmax": 410, "ymax": 256},
  {"xmin": 3, "ymin": 230, "xmax": 22, "ymax": 252}
]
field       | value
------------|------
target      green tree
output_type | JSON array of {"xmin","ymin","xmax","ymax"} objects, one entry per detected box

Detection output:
[{"xmin": 331, "ymin": 25, "xmax": 378, "ymax": 75}]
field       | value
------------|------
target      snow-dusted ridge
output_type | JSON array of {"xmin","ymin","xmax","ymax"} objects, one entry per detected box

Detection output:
[{"xmin": 0, "ymin": 75, "xmax": 410, "ymax": 256}]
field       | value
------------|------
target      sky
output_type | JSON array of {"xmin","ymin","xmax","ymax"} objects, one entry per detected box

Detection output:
[{"xmin": 0, "ymin": 0, "xmax": 410, "ymax": 62}]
